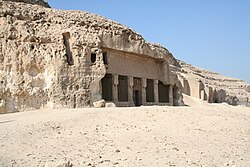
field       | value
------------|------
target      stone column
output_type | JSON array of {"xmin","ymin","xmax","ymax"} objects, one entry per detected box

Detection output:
[
  {"xmin": 169, "ymin": 85, "xmax": 173, "ymax": 106},
  {"xmin": 113, "ymin": 75, "xmax": 119, "ymax": 103},
  {"xmin": 128, "ymin": 76, "xmax": 134, "ymax": 106},
  {"xmin": 162, "ymin": 61, "xmax": 170, "ymax": 84},
  {"xmin": 154, "ymin": 80, "xmax": 159, "ymax": 103},
  {"xmin": 142, "ymin": 78, "xmax": 147, "ymax": 105},
  {"xmin": 201, "ymin": 90, "xmax": 205, "ymax": 101}
]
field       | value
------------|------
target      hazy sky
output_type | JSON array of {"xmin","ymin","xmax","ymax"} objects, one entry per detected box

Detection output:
[{"xmin": 49, "ymin": 0, "xmax": 250, "ymax": 83}]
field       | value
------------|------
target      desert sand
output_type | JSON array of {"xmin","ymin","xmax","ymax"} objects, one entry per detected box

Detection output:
[{"xmin": 0, "ymin": 95, "xmax": 249, "ymax": 167}]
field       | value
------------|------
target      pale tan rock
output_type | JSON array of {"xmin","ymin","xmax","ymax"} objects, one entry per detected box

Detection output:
[
  {"xmin": 0, "ymin": 0, "xmax": 248, "ymax": 113},
  {"xmin": 0, "ymin": 0, "xmax": 183, "ymax": 113},
  {"xmin": 93, "ymin": 99, "xmax": 106, "ymax": 108},
  {"xmin": 1, "ymin": 0, "xmax": 50, "ymax": 8},
  {"xmin": 105, "ymin": 102, "xmax": 116, "ymax": 108},
  {"xmin": 175, "ymin": 60, "xmax": 250, "ymax": 105}
]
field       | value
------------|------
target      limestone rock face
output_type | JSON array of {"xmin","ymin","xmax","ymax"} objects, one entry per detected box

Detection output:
[
  {"xmin": 1, "ymin": 0, "xmax": 50, "ymax": 8},
  {"xmin": 0, "ymin": 1, "xmax": 180, "ymax": 113},
  {"xmin": 175, "ymin": 60, "xmax": 250, "ymax": 105},
  {"xmin": 1, "ymin": 0, "xmax": 248, "ymax": 113}
]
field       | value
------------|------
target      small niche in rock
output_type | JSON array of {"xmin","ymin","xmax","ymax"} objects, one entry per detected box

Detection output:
[
  {"xmin": 30, "ymin": 45, "xmax": 35, "ymax": 50},
  {"xmin": 62, "ymin": 32, "xmax": 73, "ymax": 65},
  {"xmin": 28, "ymin": 65, "xmax": 40, "ymax": 77},
  {"xmin": 91, "ymin": 53, "xmax": 96, "ymax": 63},
  {"xmin": 30, "ymin": 36, "xmax": 36, "ymax": 42}
]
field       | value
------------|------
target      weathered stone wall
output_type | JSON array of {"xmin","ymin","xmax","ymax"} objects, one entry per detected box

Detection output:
[
  {"xmin": 0, "ymin": 1, "xmax": 107, "ymax": 113},
  {"xmin": 176, "ymin": 60, "xmax": 250, "ymax": 105},
  {"xmin": 0, "ymin": 1, "xmax": 181, "ymax": 113},
  {"xmin": 0, "ymin": 29, "xmax": 106, "ymax": 112},
  {"xmin": 104, "ymin": 49, "xmax": 162, "ymax": 80}
]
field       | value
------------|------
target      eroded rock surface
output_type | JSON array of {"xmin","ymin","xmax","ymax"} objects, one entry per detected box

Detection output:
[
  {"xmin": 0, "ymin": 0, "xmax": 248, "ymax": 113},
  {"xmin": 175, "ymin": 60, "xmax": 250, "ymax": 105},
  {"xmin": 0, "ymin": 0, "xmax": 182, "ymax": 113},
  {"xmin": 1, "ymin": 0, "xmax": 50, "ymax": 8}
]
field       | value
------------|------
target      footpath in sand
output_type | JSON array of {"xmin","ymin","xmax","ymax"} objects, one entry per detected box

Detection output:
[{"xmin": 0, "ymin": 96, "xmax": 250, "ymax": 167}]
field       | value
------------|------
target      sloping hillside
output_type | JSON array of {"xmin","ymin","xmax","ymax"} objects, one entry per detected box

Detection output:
[{"xmin": 175, "ymin": 60, "xmax": 249, "ymax": 104}]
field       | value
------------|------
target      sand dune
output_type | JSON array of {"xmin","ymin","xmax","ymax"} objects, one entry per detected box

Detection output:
[{"xmin": 0, "ymin": 97, "xmax": 249, "ymax": 167}]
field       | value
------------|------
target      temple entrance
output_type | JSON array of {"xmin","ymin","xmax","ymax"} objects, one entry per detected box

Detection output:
[
  {"xmin": 118, "ymin": 75, "xmax": 128, "ymax": 102},
  {"xmin": 158, "ymin": 81, "xmax": 170, "ymax": 103},
  {"xmin": 134, "ymin": 90, "xmax": 140, "ymax": 106},
  {"xmin": 133, "ymin": 78, "xmax": 142, "ymax": 106},
  {"xmin": 146, "ymin": 79, "xmax": 154, "ymax": 102},
  {"xmin": 213, "ymin": 90, "xmax": 219, "ymax": 103},
  {"xmin": 101, "ymin": 74, "xmax": 113, "ymax": 101}
]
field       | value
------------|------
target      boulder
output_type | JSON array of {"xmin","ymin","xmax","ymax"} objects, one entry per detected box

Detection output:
[
  {"xmin": 105, "ymin": 102, "xmax": 116, "ymax": 108},
  {"xmin": 93, "ymin": 99, "xmax": 106, "ymax": 108}
]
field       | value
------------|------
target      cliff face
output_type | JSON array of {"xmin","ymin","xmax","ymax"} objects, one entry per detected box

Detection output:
[
  {"xmin": 175, "ymin": 60, "xmax": 250, "ymax": 105},
  {"xmin": 0, "ymin": 1, "xmax": 180, "ymax": 113},
  {"xmin": 0, "ymin": 1, "xmax": 248, "ymax": 113}
]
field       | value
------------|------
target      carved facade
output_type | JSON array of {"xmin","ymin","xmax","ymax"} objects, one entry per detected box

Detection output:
[{"xmin": 100, "ymin": 48, "xmax": 179, "ymax": 107}]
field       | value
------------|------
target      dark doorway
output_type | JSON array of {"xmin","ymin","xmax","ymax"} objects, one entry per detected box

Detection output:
[
  {"xmin": 101, "ymin": 74, "xmax": 113, "ymax": 101},
  {"xmin": 134, "ymin": 90, "xmax": 140, "ymax": 106},
  {"xmin": 158, "ymin": 81, "xmax": 170, "ymax": 103},
  {"xmin": 118, "ymin": 75, "xmax": 128, "ymax": 101},
  {"xmin": 213, "ymin": 90, "xmax": 219, "ymax": 103},
  {"xmin": 133, "ymin": 78, "xmax": 142, "ymax": 106},
  {"xmin": 146, "ymin": 79, "xmax": 154, "ymax": 102}
]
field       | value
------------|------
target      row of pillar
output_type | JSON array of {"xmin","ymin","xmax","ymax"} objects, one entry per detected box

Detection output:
[{"xmin": 110, "ymin": 75, "xmax": 173, "ymax": 106}]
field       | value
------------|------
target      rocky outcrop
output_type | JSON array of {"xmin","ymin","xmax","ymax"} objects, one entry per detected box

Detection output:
[
  {"xmin": 1, "ymin": 0, "xmax": 50, "ymax": 8},
  {"xmin": 175, "ymin": 60, "xmax": 250, "ymax": 105},
  {"xmin": 0, "ymin": 0, "xmax": 181, "ymax": 113},
  {"xmin": 0, "ymin": 0, "xmax": 248, "ymax": 113}
]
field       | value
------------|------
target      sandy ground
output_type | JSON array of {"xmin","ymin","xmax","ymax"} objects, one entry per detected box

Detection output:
[{"xmin": 0, "ymin": 96, "xmax": 250, "ymax": 167}]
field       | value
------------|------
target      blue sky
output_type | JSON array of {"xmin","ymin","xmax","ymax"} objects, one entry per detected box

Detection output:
[{"xmin": 49, "ymin": 0, "xmax": 250, "ymax": 83}]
